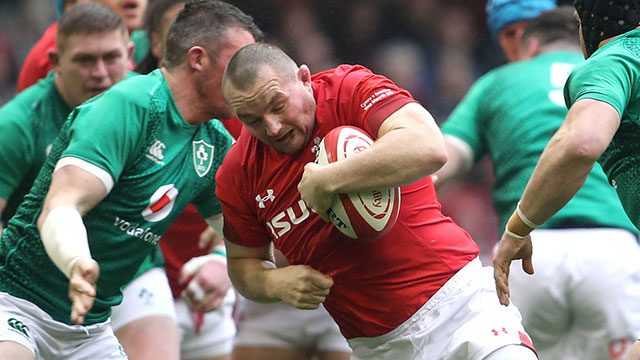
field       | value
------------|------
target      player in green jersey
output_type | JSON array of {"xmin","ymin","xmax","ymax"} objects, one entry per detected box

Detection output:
[
  {"xmin": 0, "ymin": 1, "xmax": 262, "ymax": 359},
  {"xmin": 437, "ymin": 4, "xmax": 640, "ymax": 359},
  {"xmin": 486, "ymin": 1, "xmax": 640, "ymax": 358},
  {"xmin": 0, "ymin": 4, "xmax": 180, "ymax": 360},
  {"xmin": 0, "ymin": 2, "xmax": 132, "ymax": 230}
]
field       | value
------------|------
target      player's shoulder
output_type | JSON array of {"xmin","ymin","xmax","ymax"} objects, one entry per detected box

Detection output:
[
  {"xmin": 216, "ymin": 131, "xmax": 256, "ymax": 181},
  {"xmin": 199, "ymin": 119, "xmax": 234, "ymax": 145},
  {"xmin": 311, "ymin": 64, "xmax": 377, "ymax": 86},
  {"xmin": 577, "ymin": 31, "xmax": 640, "ymax": 74},
  {"xmin": 100, "ymin": 70, "xmax": 165, "ymax": 109},
  {"xmin": 0, "ymin": 74, "xmax": 55, "ymax": 124}
]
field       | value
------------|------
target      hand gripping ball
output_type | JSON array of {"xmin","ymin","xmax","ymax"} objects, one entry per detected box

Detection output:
[{"xmin": 315, "ymin": 126, "xmax": 401, "ymax": 240}]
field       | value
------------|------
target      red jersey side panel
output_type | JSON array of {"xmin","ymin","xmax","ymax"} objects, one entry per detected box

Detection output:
[
  {"xmin": 17, "ymin": 22, "xmax": 57, "ymax": 92},
  {"xmin": 216, "ymin": 65, "xmax": 480, "ymax": 339}
]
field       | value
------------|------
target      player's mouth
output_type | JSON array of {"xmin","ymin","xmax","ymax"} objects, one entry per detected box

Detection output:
[
  {"xmin": 121, "ymin": 0, "xmax": 140, "ymax": 17},
  {"xmin": 275, "ymin": 130, "xmax": 293, "ymax": 142},
  {"xmin": 88, "ymin": 87, "xmax": 109, "ymax": 96}
]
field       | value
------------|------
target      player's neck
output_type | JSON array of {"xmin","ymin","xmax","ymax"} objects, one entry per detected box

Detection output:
[{"xmin": 161, "ymin": 67, "xmax": 210, "ymax": 126}]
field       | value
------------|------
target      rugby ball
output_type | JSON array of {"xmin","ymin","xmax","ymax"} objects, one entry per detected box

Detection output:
[{"xmin": 315, "ymin": 126, "xmax": 401, "ymax": 240}]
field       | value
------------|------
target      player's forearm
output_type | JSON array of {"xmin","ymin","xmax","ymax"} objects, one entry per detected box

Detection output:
[
  {"xmin": 510, "ymin": 99, "xmax": 619, "ymax": 235},
  {"xmin": 509, "ymin": 130, "xmax": 597, "ymax": 234},
  {"xmin": 324, "ymin": 104, "xmax": 446, "ymax": 193},
  {"xmin": 433, "ymin": 136, "xmax": 474, "ymax": 189},
  {"xmin": 227, "ymin": 257, "xmax": 281, "ymax": 303}
]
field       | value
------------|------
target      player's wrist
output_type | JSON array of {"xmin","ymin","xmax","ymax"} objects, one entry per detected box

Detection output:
[
  {"xmin": 40, "ymin": 206, "xmax": 92, "ymax": 278},
  {"xmin": 505, "ymin": 207, "xmax": 535, "ymax": 239}
]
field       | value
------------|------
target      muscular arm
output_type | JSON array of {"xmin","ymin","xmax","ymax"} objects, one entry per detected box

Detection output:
[
  {"xmin": 432, "ymin": 135, "xmax": 474, "ymax": 189},
  {"xmin": 38, "ymin": 165, "xmax": 108, "ymax": 226},
  {"xmin": 512, "ymin": 98, "xmax": 619, "ymax": 230},
  {"xmin": 299, "ymin": 102, "xmax": 446, "ymax": 215},
  {"xmin": 493, "ymin": 99, "xmax": 621, "ymax": 305},
  {"xmin": 328, "ymin": 102, "xmax": 447, "ymax": 192},
  {"xmin": 225, "ymin": 239, "xmax": 333, "ymax": 309},
  {"xmin": 36, "ymin": 163, "xmax": 110, "ymax": 324},
  {"xmin": 225, "ymin": 240, "xmax": 278, "ymax": 303}
]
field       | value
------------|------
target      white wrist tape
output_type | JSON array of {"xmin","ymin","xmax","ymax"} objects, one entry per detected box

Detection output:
[
  {"xmin": 516, "ymin": 202, "xmax": 541, "ymax": 229},
  {"xmin": 504, "ymin": 226, "xmax": 528, "ymax": 240},
  {"xmin": 181, "ymin": 247, "xmax": 227, "ymax": 278},
  {"xmin": 185, "ymin": 280, "xmax": 206, "ymax": 302},
  {"xmin": 40, "ymin": 206, "xmax": 92, "ymax": 278}
]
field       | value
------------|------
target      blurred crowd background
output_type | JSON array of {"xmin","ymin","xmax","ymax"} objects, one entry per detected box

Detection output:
[{"xmin": 0, "ymin": 0, "xmax": 575, "ymax": 261}]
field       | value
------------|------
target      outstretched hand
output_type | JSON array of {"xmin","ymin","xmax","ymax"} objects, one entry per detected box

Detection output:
[
  {"xmin": 68, "ymin": 258, "xmax": 99, "ymax": 325},
  {"xmin": 271, "ymin": 265, "xmax": 333, "ymax": 310},
  {"xmin": 492, "ymin": 232, "xmax": 533, "ymax": 306}
]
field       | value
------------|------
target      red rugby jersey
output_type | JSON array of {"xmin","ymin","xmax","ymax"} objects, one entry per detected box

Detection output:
[
  {"xmin": 17, "ymin": 22, "xmax": 57, "ymax": 92},
  {"xmin": 216, "ymin": 65, "xmax": 479, "ymax": 339}
]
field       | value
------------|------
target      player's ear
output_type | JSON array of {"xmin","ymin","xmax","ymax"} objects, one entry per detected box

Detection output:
[
  {"xmin": 526, "ymin": 37, "xmax": 541, "ymax": 59},
  {"xmin": 298, "ymin": 64, "xmax": 311, "ymax": 85},
  {"xmin": 187, "ymin": 46, "xmax": 207, "ymax": 72},
  {"xmin": 150, "ymin": 32, "xmax": 163, "ymax": 60},
  {"xmin": 48, "ymin": 48, "xmax": 60, "ymax": 70}
]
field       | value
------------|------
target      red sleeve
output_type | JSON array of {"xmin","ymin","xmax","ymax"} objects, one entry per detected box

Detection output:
[
  {"xmin": 17, "ymin": 23, "xmax": 57, "ymax": 92},
  {"xmin": 215, "ymin": 146, "xmax": 272, "ymax": 247},
  {"xmin": 335, "ymin": 66, "xmax": 417, "ymax": 136}
]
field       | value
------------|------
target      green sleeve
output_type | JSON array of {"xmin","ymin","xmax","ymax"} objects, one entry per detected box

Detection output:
[
  {"xmin": 0, "ymin": 111, "xmax": 35, "ymax": 199},
  {"xmin": 440, "ymin": 75, "xmax": 492, "ymax": 161},
  {"xmin": 61, "ymin": 91, "xmax": 145, "ymax": 181},
  {"xmin": 564, "ymin": 51, "xmax": 637, "ymax": 117}
]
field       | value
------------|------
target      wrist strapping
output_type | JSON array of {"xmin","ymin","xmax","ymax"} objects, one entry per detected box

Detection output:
[
  {"xmin": 181, "ymin": 245, "xmax": 227, "ymax": 277},
  {"xmin": 516, "ymin": 202, "xmax": 541, "ymax": 229},
  {"xmin": 504, "ymin": 226, "xmax": 528, "ymax": 240},
  {"xmin": 40, "ymin": 206, "xmax": 92, "ymax": 278}
]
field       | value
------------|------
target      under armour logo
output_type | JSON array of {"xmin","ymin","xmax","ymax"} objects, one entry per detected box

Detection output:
[
  {"xmin": 8, "ymin": 318, "xmax": 29, "ymax": 338},
  {"xmin": 491, "ymin": 327, "xmax": 509, "ymax": 336},
  {"xmin": 256, "ymin": 189, "xmax": 275, "ymax": 208}
]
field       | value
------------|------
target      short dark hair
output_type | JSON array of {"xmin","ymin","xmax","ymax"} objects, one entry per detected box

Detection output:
[
  {"xmin": 223, "ymin": 43, "xmax": 297, "ymax": 92},
  {"xmin": 522, "ymin": 6, "xmax": 580, "ymax": 46},
  {"xmin": 57, "ymin": 2, "xmax": 128, "ymax": 54},
  {"xmin": 135, "ymin": 0, "xmax": 186, "ymax": 74},
  {"xmin": 163, "ymin": 0, "xmax": 263, "ymax": 70}
]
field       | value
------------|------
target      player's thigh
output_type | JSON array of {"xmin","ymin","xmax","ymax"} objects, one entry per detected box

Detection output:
[
  {"xmin": 305, "ymin": 305, "xmax": 351, "ymax": 355},
  {"xmin": 505, "ymin": 232, "xmax": 570, "ymax": 347},
  {"xmin": 110, "ymin": 267, "xmax": 177, "ymax": 331},
  {"xmin": 175, "ymin": 293, "xmax": 236, "ymax": 360},
  {"xmin": 115, "ymin": 315, "xmax": 179, "ymax": 360},
  {"xmin": 232, "ymin": 346, "xmax": 313, "ymax": 360},
  {"xmin": 483, "ymin": 344, "xmax": 537, "ymax": 360},
  {"xmin": 0, "ymin": 341, "xmax": 34, "ymax": 360}
]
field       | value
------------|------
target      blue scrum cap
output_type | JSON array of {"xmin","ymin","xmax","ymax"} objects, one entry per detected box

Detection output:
[
  {"xmin": 486, "ymin": 0, "xmax": 557, "ymax": 39},
  {"xmin": 56, "ymin": 0, "xmax": 66, "ymax": 16}
]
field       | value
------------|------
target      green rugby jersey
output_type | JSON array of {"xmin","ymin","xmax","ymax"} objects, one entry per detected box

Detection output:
[
  {"xmin": 0, "ymin": 69, "xmax": 233, "ymax": 325},
  {"xmin": 442, "ymin": 51, "xmax": 636, "ymax": 233},
  {"xmin": 565, "ymin": 30, "xmax": 640, "ymax": 229},
  {"xmin": 0, "ymin": 72, "xmax": 70, "ymax": 225}
]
